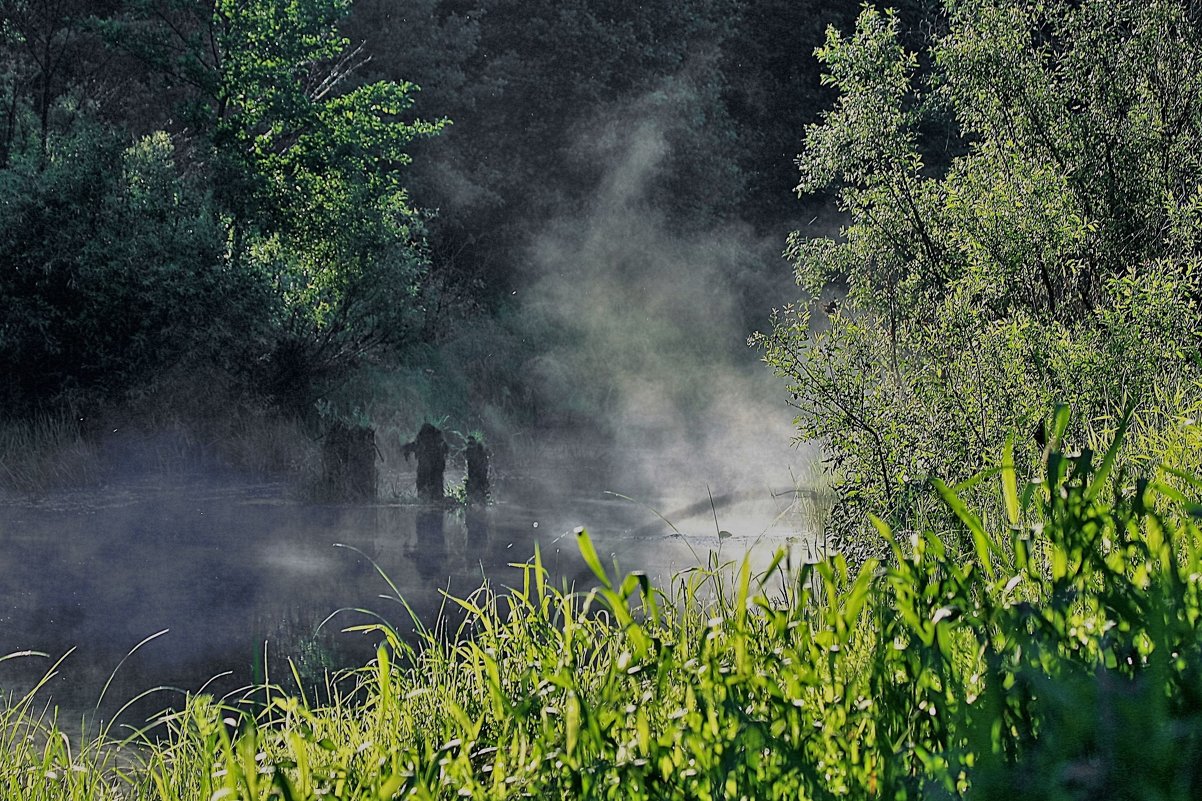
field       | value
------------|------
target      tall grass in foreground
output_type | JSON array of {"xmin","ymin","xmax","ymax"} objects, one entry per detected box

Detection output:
[{"xmin": 4, "ymin": 415, "xmax": 1202, "ymax": 798}]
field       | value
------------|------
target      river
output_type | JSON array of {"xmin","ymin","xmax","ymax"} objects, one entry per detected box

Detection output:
[{"xmin": 0, "ymin": 430, "xmax": 818, "ymax": 728}]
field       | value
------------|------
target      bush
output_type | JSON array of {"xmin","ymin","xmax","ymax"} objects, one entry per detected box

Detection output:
[
  {"xmin": 0, "ymin": 127, "xmax": 270, "ymax": 412},
  {"xmin": 758, "ymin": 1, "xmax": 1202, "ymax": 547}
]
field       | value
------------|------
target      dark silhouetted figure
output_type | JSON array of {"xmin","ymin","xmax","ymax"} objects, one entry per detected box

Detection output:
[
  {"xmin": 403, "ymin": 423, "xmax": 448, "ymax": 502},
  {"xmin": 464, "ymin": 436, "xmax": 490, "ymax": 504},
  {"xmin": 1033, "ymin": 420, "xmax": 1048, "ymax": 449},
  {"xmin": 322, "ymin": 422, "xmax": 377, "ymax": 500}
]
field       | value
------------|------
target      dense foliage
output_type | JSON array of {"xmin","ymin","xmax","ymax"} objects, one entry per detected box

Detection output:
[
  {"xmin": 0, "ymin": 125, "xmax": 257, "ymax": 405},
  {"xmin": 3, "ymin": 428, "xmax": 1202, "ymax": 798},
  {"xmin": 3, "ymin": 0, "xmax": 925, "ymax": 426},
  {"xmin": 0, "ymin": 0, "xmax": 440, "ymax": 414},
  {"xmin": 760, "ymin": 0, "xmax": 1202, "ymax": 549},
  {"xmin": 4, "ymin": 2, "xmax": 1202, "ymax": 793}
]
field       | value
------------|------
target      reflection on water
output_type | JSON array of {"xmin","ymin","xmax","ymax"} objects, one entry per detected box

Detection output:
[
  {"xmin": 0, "ymin": 460, "xmax": 816, "ymax": 722},
  {"xmin": 412, "ymin": 509, "xmax": 447, "ymax": 581}
]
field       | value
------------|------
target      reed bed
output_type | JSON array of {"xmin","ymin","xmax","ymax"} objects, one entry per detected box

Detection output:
[
  {"xmin": 3, "ymin": 421, "xmax": 1202, "ymax": 799},
  {"xmin": 0, "ymin": 413, "xmax": 101, "ymax": 494}
]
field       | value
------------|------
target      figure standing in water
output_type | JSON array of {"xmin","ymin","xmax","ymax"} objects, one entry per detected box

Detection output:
[
  {"xmin": 321, "ymin": 422, "xmax": 377, "ymax": 499},
  {"xmin": 403, "ymin": 423, "xmax": 448, "ymax": 501},
  {"xmin": 464, "ymin": 436, "xmax": 490, "ymax": 504}
]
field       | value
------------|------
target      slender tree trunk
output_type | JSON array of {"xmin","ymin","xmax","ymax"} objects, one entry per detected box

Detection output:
[
  {"xmin": 0, "ymin": 84, "xmax": 17, "ymax": 168},
  {"xmin": 37, "ymin": 30, "xmax": 55, "ymax": 171},
  {"xmin": 1040, "ymin": 260, "xmax": 1057, "ymax": 314},
  {"xmin": 38, "ymin": 83, "xmax": 49, "ymax": 169}
]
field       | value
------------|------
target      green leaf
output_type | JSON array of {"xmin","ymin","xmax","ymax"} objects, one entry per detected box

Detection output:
[
  {"xmin": 932, "ymin": 478, "xmax": 996, "ymax": 579},
  {"xmin": 575, "ymin": 527, "xmax": 612, "ymax": 589},
  {"xmin": 735, "ymin": 555, "xmax": 752, "ymax": 628},
  {"xmin": 841, "ymin": 560, "xmax": 878, "ymax": 638},
  {"xmin": 1001, "ymin": 435, "xmax": 1020, "ymax": 527},
  {"xmin": 534, "ymin": 543, "xmax": 547, "ymax": 613},
  {"xmin": 1085, "ymin": 405, "xmax": 1131, "ymax": 502},
  {"xmin": 868, "ymin": 514, "xmax": 895, "ymax": 543},
  {"xmin": 1162, "ymin": 465, "xmax": 1202, "ymax": 494},
  {"xmin": 1049, "ymin": 404, "xmax": 1071, "ymax": 451}
]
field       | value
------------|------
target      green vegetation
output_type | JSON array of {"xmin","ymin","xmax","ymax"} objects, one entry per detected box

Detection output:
[
  {"xmin": 1, "ymin": 0, "xmax": 440, "ymax": 418},
  {"xmin": 759, "ymin": 0, "xmax": 1202, "ymax": 551},
  {"xmin": 3, "ymin": 429, "xmax": 1202, "ymax": 798},
  {"xmin": 0, "ymin": 0, "xmax": 884, "ymax": 439},
  {"xmin": 0, "ymin": 411, "xmax": 99, "ymax": 490},
  {"xmin": 5, "ymin": 0, "xmax": 1202, "ymax": 797}
]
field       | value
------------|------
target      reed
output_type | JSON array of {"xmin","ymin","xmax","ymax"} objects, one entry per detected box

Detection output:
[
  {"xmin": 0, "ymin": 413, "xmax": 100, "ymax": 494},
  {"xmin": 3, "ymin": 421, "xmax": 1202, "ymax": 798}
]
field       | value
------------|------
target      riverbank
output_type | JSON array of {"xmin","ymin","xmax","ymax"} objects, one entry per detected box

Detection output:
[{"xmin": 3, "ymin": 435, "xmax": 1201, "ymax": 799}]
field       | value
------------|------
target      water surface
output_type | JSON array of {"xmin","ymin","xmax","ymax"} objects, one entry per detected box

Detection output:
[{"xmin": 0, "ymin": 440, "xmax": 815, "ymax": 724}]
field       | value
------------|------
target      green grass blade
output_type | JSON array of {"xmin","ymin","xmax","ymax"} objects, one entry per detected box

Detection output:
[
  {"xmin": 95, "ymin": 629, "xmax": 170, "ymax": 714},
  {"xmin": 932, "ymin": 477, "xmax": 996, "ymax": 579},
  {"xmin": 1162, "ymin": 465, "xmax": 1202, "ymax": 493},
  {"xmin": 575, "ymin": 527, "xmax": 612, "ymax": 589},
  {"xmin": 1085, "ymin": 406, "xmax": 1131, "ymax": 502},
  {"xmin": 1001, "ymin": 435, "xmax": 1020, "ymax": 527},
  {"xmin": 1049, "ymin": 403, "xmax": 1071, "ymax": 450}
]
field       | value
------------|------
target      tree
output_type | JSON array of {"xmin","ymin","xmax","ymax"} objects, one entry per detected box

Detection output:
[
  {"xmin": 0, "ymin": 124, "xmax": 265, "ymax": 410},
  {"xmin": 115, "ymin": 0, "xmax": 445, "ymax": 410},
  {"xmin": 758, "ymin": 1, "xmax": 1202, "ymax": 548},
  {"xmin": 0, "ymin": 0, "xmax": 442, "ymax": 413},
  {"xmin": 0, "ymin": 0, "xmax": 267, "ymax": 411},
  {"xmin": 342, "ymin": 0, "xmax": 748, "ymax": 308},
  {"xmin": 0, "ymin": 0, "xmax": 125, "ymax": 167}
]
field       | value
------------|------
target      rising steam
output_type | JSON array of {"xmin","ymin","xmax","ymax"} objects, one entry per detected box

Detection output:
[{"xmin": 519, "ymin": 82, "xmax": 818, "ymax": 515}]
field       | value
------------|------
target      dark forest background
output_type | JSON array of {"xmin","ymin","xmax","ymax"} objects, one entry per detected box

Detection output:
[
  {"xmin": 0, "ymin": 0, "xmax": 934, "ymax": 432},
  {"xmin": 17, "ymin": 0, "xmax": 1197, "ymax": 550}
]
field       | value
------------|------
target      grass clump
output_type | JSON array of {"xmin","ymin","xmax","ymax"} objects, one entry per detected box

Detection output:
[
  {"xmin": 0, "ymin": 651, "xmax": 136, "ymax": 800},
  {"xmin": 5, "ymin": 422, "xmax": 1202, "ymax": 798},
  {"xmin": 0, "ymin": 413, "xmax": 101, "ymax": 494}
]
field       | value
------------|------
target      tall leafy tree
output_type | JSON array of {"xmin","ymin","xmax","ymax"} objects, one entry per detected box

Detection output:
[
  {"xmin": 116, "ymin": 0, "xmax": 445, "ymax": 408},
  {"xmin": 759, "ymin": 1, "xmax": 1202, "ymax": 547},
  {"xmin": 0, "ymin": 0, "xmax": 262, "ymax": 410},
  {"xmin": 0, "ymin": 0, "xmax": 122, "ymax": 166},
  {"xmin": 0, "ymin": 0, "xmax": 442, "ymax": 412},
  {"xmin": 0, "ymin": 122, "xmax": 265, "ymax": 410}
]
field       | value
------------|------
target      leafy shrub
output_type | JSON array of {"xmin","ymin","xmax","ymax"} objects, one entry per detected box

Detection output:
[
  {"xmin": 758, "ymin": 1, "xmax": 1202, "ymax": 547},
  {"xmin": 0, "ymin": 127, "xmax": 270, "ymax": 412}
]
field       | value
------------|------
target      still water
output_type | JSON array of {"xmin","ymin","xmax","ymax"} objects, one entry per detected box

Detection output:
[{"xmin": 0, "ymin": 439, "xmax": 815, "ymax": 724}]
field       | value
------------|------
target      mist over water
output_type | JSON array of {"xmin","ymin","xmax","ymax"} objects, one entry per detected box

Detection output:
[
  {"xmin": 0, "ymin": 429, "xmax": 805, "ymax": 726},
  {"xmin": 522, "ymin": 91, "xmax": 815, "ymax": 507},
  {"xmin": 0, "ymin": 86, "xmax": 823, "ymax": 724}
]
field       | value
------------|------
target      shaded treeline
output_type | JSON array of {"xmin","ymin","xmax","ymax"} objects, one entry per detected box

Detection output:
[
  {"xmin": 344, "ymin": 0, "xmax": 860, "ymax": 292},
  {"xmin": 0, "ymin": 0, "xmax": 938, "ymax": 431}
]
